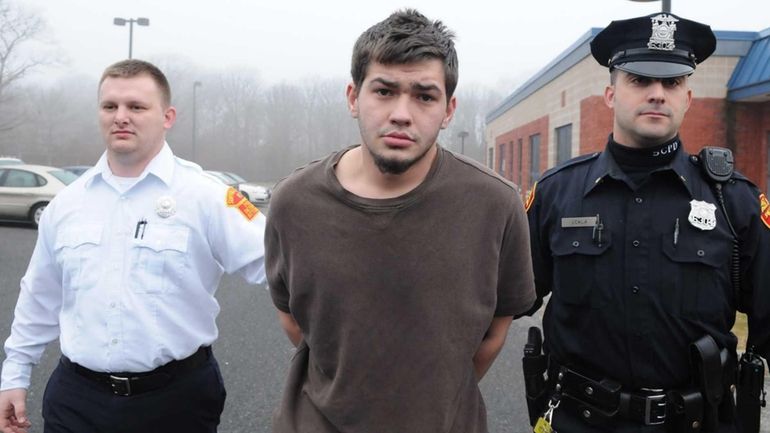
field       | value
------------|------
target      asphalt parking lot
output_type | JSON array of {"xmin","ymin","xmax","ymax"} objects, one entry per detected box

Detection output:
[{"xmin": 0, "ymin": 222, "xmax": 535, "ymax": 432}]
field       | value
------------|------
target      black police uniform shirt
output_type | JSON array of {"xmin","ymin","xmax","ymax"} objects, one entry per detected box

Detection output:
[{"xmin": 527, "ymin": 136, "xmax": 770, "ymax": 389}]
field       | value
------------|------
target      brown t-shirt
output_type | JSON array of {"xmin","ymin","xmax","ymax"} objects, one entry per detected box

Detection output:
[{"xmin": 266, "ymin": 146, "xmax": 536, "ymax": 433}]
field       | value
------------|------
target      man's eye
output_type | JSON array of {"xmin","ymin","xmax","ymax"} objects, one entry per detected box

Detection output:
[
  {"xmin": 417, "ymin": 94, "xmax": 435, "ymax": 102},
  {"xmin": 375, "ymin": 88, "xmax": 392, "ymax": 96},
  {"xmin": 663, "ymin": 78, "xmax": 681, "ymax": 87}
]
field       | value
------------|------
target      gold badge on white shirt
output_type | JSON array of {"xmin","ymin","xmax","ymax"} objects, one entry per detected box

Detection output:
[
  {"xmin": 155, "ymin": 195, "xmax": 176, "ymax": 218},
  {"xmin": 688, "ymin": 200, "xmax": 716, "ymax": 231}
]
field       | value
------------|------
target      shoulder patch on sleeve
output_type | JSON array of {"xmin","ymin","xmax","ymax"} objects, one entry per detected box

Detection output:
[
  {"xmin": 538, "ymin": 152, "xmax": 600, "ymax": 184},
  {"xmin": 524, "ymin": 181, "xmax": 537, "ymax": 212},
  {"xmin": 226, "ymin": 187, "xmax": 260, "ymax": 221},
  {"xmin": 759, "ymin": 193, "xmax": 770, "ymax": 229}
]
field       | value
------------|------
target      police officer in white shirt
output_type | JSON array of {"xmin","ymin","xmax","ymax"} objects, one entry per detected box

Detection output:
[{"xmin": 0, "ymin": 60, "xmax": 266, "ymax": 433}]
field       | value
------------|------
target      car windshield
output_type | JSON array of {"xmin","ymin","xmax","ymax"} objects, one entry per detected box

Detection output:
[
  {"xmin": 49, "ymin": 169, "xmax": 79, "ymax": 185},
  {"xmin": 225, "ymin": 172, "xmax": 247, "ymax": 183},
  {"xmin": 206, "ymin": 171, "xmax": 236, "ymax": 185},
  {"xmin": 0, "ymin": 158, "xmax": 23, "ymax": 165}
]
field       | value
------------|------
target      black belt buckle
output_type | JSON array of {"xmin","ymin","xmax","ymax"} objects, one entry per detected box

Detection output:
[
  {"xmin": 643, "ymin": 389, "xmax": 667, "ymax": 425},
  {"xmin": 109, "ymin": 375, "xmax": 132, "ymax": 396}
]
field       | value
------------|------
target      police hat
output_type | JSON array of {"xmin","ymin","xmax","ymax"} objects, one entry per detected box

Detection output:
[{"xmin": 590, "ymin": 13, "xmax": 716, "ymax": 78}]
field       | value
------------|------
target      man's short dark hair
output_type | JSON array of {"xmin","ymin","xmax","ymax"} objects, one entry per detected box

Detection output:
[
  {"xmin": 350, "ymin": 9, "xmax": 459, "ymax": 100},
  {"xmin": 99, "ymin": 59, "xmax": 172, "ymax": 107}
]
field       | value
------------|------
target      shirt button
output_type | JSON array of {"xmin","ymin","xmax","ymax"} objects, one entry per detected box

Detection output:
[
  {"xmin": 632, "ymin": 240, "xmax": 640, "ymax": 247},
  {"xmin": 110, "ymin": 302, "xmax": 116, "ymax": 308},
  {"xmin": 111, "ymin": 339, "xmax": 118, "ymax": 345},
  {"xmin": 572, "ymin": 241, "xmax": 580, "ymax": 247},
  {"xmin": 697, "ymin": 250, "xmax": 705, "ymax": 257},
  {"xmin": 635, "ymin": 197, "xmax": 643, "ymax": 204},
  {"xmin": 632, "ymin": 286, "xmax": 640, "ymax": 294}
]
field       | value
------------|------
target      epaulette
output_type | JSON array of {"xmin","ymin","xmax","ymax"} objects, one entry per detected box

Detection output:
[
  {"xmin": 730, "ymin": 170, "xmax": 752, "ymax": 185},
  {"xmin": 538, "ymin": 152, "xmax": 600, "ymax": 184},
  {"xmin": 177, "ymin": 157, "xmax": 203, "ymax": 172}
]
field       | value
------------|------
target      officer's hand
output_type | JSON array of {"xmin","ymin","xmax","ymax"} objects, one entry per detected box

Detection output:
[{"xmin": 0, "ymin": 388, "xmax": 30, "ymax": 433}]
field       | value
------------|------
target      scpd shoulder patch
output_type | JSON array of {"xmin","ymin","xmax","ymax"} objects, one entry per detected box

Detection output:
[
  {"xmin": 226, "ymin": 187, "xmax": 260, "ymax": 221},
  {"xmin": 525, "ymin": 181, "xmax": 537, "ymax": 212},
  {"xmin": 760, "ymin": 193, "xmax": 770, "ymax": 229}
]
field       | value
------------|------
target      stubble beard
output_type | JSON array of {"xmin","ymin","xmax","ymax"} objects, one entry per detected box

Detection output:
[{"xmin": 370, "ymin": 142, "xmax": 433, "ymax": 175}]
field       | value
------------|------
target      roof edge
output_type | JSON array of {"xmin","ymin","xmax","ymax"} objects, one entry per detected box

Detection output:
[{"xmin": 485, "ymin": 28, "xmax": 601, "ymax": 124}]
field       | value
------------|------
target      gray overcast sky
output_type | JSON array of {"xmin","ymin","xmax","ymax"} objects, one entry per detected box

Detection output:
[{"xmin": 18, "ymin": 0, "xmax": 770, "ymax": 90}]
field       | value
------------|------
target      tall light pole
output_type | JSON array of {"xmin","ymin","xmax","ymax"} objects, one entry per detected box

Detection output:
[
  {"xmin": 458, "ymin": 131, "xmax": 469, "ymax": 155},
  {"xmin": 629, "ymin": 0, "xmax": 671, "ymax": 13},
  {"xmin": 192, "ymin": 81, "xmax": 202, "ymax": 162},
  {"xmin": 113, "ymin": 17, "xmax": 150, "ymax": 59}
]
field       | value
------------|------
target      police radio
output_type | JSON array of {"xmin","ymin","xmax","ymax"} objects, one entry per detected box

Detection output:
[
  {"xmin": 737, "ymin": 346, "xmax": 767, "ymax": 433},
  {"xmin": 699, "ymin": 147, "xmax": 734, "ymax": 183},
  {"xmin": 697, "ymin": 147, "xmax": 741, "ymax": 306}
]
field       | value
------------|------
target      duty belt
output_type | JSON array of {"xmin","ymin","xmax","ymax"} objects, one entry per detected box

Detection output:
[
  {"xmin": 60, "ymin": 346, "xmax": 211, "ymax": 396},
  {"xmin": 554, "ymin": 365, "xmax": 670, "ymax": 426},
  {"xmin": 552, "ymin": 333, "xmax": 735, "ymax": 432}
]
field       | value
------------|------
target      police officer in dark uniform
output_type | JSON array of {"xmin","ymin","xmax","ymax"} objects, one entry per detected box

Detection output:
[{"xmin": 525, "ymin": 13, "xmax": 770, "ymax": 433}]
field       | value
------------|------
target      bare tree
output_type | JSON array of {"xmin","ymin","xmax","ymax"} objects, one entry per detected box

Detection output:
[
  {"xmin": 0, "ymin": 0, "xmax": 51, "ymax": 131},
  {"xmin": 441, "ymin": 85, "xmax": 503, "ymax": 163}
]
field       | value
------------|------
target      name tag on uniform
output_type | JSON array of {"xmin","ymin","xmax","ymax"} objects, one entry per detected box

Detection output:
[{"xmin": 561, "ymin": 216, "xmax": 597, "ymax": 228}]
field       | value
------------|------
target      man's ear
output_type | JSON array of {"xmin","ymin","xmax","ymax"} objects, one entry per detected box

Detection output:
[
  {"xmin": 441, "ymin": 96, "xmax": 457, "ymax": 129},
  {"xmin": 603, "ymin": 85, "xmax": 615, "ymax": 109},
  {"xmin": 163, "ymin": 106, "xmax": 177, "ymax": 129},
  {"xmin": 346, "ymin": 83, "xmax": 359, "ymax": 118}
]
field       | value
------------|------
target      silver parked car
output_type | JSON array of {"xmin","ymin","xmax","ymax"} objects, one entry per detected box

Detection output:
[
  {"xmin": 62, "ymin": 165, "xmax": 92, "ymax": 176},
  {"xmin": 0, "ymin": 164, "xmax": 78, "ymax": 228},
  {"xmin": 206, "ymin": 170, "xmax": 271, "ymax": 203},
  {"xmin": 0, "ymin": 157, "xmax": 24, "ymax": 166}
]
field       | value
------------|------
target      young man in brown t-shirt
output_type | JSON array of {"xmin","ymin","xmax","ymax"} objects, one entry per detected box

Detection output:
[{"xmin": 265, "ymin": 9, "xmax": 536, "ymax": 432}]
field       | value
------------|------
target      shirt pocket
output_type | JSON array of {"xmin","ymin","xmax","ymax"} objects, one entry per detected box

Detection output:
[
  {"xmin": 54, "ymin": 224, "xmax": 104, "ymax": 290},
  {"xmin": 130, "ymin": 224, "xmax": 190, "ymax": 294},
  {"xmin": 660, "ymin": 231, "xmax": 731, "ymax": 320},
  {"xmin": 550, "ymin": 227, "xmax": 613, "ymax": 308}
]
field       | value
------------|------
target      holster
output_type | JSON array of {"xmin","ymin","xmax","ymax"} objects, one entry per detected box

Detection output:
[
  {"xmin": 522, "ymin": 327, "xmax": 549, "ymax": 426},
  {"xmin": 667, "ymin": 334, "xmax": 735, "ymax": 433},
  {"xmin": 736, "ymin": 347, "xmax": 766, "ymax": 433}
]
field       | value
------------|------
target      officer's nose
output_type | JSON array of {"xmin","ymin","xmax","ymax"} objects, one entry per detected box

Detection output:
[{"xmin": 647, "ymin": 80, "xmax": 666, "ymax": 104}]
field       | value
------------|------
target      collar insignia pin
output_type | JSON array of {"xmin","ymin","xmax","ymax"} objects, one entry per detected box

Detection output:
[
  {"xmin": 648, "ymin": 14, "xmax": 678, "ymax": 51},
  {"xmin": 155, "ymin": 195, "xmax": 176, "ymax": 218}
]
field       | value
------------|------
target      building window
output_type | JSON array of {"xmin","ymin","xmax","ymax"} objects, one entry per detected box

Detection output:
[
  {"xmin": 556, "ymin": 124, "xmax": 572, "ymax": 165},
  {"xmin": 498, "ymin": 143, "xmax": 505, "ymax": 174},
  {"xmin": 517, "ymin": 139, "xmax": 523, "ymax": 186},
  {"xmin": 488, "ymin": 148, "xmax": 494, "ymax": 169},
  {"xmin": 530, "ymin": 134, "xmax": 541, "ymax": 185}
]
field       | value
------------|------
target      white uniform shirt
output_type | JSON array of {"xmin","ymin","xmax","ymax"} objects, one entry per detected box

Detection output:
[{"xmin": 1, "ymin": 144, "xmax": 266, "ymax": 390}]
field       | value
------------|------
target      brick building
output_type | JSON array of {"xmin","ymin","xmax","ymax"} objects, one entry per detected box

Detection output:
[{"xmin": 485, "ymin": 27, "xmax": 770, "ymax": 195}]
